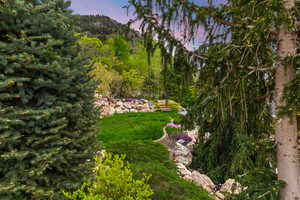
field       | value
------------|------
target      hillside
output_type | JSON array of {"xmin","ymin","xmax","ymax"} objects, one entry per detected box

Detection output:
[{"xmin": 74, "ymin": 15, "xmax": 140, "ymax": 41}]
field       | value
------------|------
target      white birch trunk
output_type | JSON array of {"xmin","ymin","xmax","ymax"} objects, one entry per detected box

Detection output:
[{"xmin": 276, "ymin": 0, "xmax": 300, "ymax": 199}]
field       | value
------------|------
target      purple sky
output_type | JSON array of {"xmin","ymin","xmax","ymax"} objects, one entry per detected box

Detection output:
[
  {"xmin": 69, "ymin": 0, "xmax": 226, "ymax": 48},
  {"xmin": 69, "ymin": 0, "xmax": 133, "ymax": 24},
  {"xmin": 69, "ymin": 0, "xmax": 226, "ymax": 24}
]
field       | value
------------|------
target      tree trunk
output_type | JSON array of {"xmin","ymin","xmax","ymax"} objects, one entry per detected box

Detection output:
[{"xmin": 276, "ymin": 0, "xmax": 300, "ymax": 199}]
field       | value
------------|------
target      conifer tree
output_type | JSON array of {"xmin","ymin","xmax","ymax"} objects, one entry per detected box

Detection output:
[
  {"xmin": 0, "ymin": 0, "xmax": 98, "ymax": 199},
  {"xmin": 128, "ymin": 0, "xmax": 300, "ymax": 199}
]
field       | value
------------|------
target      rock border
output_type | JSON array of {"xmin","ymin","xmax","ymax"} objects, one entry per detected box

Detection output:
[{"xmin": 155, "ymin": 124, "xmax": 243, "ymax": 200}]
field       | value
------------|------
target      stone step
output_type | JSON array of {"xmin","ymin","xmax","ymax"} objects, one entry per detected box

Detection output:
[
  {"xmin": 160, "ymin": 108, "xmax": 172, "ymax": 112},
  {"xmin": 156, "ymin": 103, "xmax": 172, "ymax": 112}
]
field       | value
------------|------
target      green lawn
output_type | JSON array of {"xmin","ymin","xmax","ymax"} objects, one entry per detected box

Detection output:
[
  {"xmin": 97, "ymin": 112, "xmax": 213, "ymax": 200},
  {"xmin": 97, "ymin": 112, "xmax": 177, "ymax": 143}
]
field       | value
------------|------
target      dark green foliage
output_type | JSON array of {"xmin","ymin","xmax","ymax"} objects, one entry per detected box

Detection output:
[
  {"xmin": 74, "ymin": 15, "xmax": 140, "ymax": 42},
  {"xmin": 97, "ymin": 112, "xmax": 176, "ymax": 143},
  {"xmin": 128, "ymin": 0, "xmax": 287, "ymax": 198},
  {"xmin": 0, "ymin": 1, "xmax": 98, "ymax": 199},
  {"xmin": 189, "ymin": 44, "xmax": 276, "ymax": 183},
  {"xmin": 163, "ymin": 50, "xmax": 197, "ymax": 107},
  {"xmin": 226, "ymin": 168, "xmax": 284, "ymax": 200}
]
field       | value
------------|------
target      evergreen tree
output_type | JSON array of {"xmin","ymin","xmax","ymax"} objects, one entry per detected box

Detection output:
[
  {"xmin": 0, "ymin": 0, "xmax": 98, "ymax": 199},
  {"xmin": 128, "ymin": 0, "xmax": 300, "ymax": 199}
]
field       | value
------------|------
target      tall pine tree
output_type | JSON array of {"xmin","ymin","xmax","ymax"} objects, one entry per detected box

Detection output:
[
  {"xmin": 128, "ymin": 0, "xmax": 300, "ymax": 199},
  {"xmin": 0, "ymin": 0, "xmax": 98, "ymax": 199}
]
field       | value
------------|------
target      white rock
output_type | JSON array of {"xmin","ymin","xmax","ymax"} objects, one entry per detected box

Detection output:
[
  {"xmin": 174, "ymin": 142, "xmax": 190, "ymax": 156},
  {"xmin": 116, "ymin": 101, "xmax": 123, "ymax": 107},
  {"xmin": 214, "ymin": 192, "xmax": 225, "ymax": 200},
  {"xmin": 191, "ymin": 171, "xmax": 215, "ymax": 193},
  {"xmin": 204, "ymin": 132, "xmax": 211, "ymax": 142},
  {"xmin": 115, "ymin": 107, "xmax": 123, "ymax": 113},
  {"xmin": 186, "ymin": 142, "xmax": 195, "ymax": 151},
  {"xmin": 176, "ymin": 163, "xmax": 192, "ymax": 176},
  {"xmin": 177, "ymin": 139, "xmax": 186, "ymax": 144},
  {"xmin": 174, "ymin": 155, "xmax": 192, "ymax": 166},
  {"xmin": 220, "ymin": 179, "xmax": 243, "ymax": 194},
  {"xmin": 183, "ymin": 175, "xmax": 193, "ymax": 182}
]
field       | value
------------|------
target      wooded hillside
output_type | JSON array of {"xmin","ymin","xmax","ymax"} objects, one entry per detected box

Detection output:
[{"xmin": 74, "ymin": 15, "xmax": 140, "ymax": 41}]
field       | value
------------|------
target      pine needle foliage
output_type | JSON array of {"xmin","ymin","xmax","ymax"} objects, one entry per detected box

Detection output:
[
  {"xmin": 128, "ymin": 0, "xmax": 300, "ymax": 198},
  {"xmin": 0, "ymin": 0, "xmax": 98, "ymax": 199}
]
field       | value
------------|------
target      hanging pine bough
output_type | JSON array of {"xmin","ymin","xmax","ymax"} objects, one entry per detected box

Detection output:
[{"xmin": 128, "ymin": 0, "xmax": 300, "ymax": 199}]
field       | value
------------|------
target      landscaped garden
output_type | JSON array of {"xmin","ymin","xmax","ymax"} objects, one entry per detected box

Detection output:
[
  {"xmin": 97, "ymin": 112, "xmax": 213, "ymax": 200},
  {"xmin": 2, "ymin": 0, "xmax": 300, "ymax": 199}
]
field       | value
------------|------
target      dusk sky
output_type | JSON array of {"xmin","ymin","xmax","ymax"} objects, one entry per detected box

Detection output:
[
  {"xmin": 69, "ymin": 0, "xmax": 226, "ymax": 47},
  {"xmin": 69, "ymin": 0, "xmax": 226, "ymax": 24},
  {"xmin": 69, "ymin": 0, "xmax": 133, "ymax": 24}
]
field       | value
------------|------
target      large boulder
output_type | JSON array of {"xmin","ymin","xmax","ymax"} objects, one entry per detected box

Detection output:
[
  {"xmin": 176, "ymin": 163, "xmax": 192, "ymax": 177},
  {"xmin": 174, "ymin": 142, "xmax": 190, "ymax": 156},
  {"xmin": 174, "ymin": 142, "xmax": 192, "ymax": 166},
  {"xmin": 115, "ymin": 107, "xmax": 123, "ymax": 114},
  {"xmin": 191, "ymin": 171, "xmax": 215, "ymax": 193},
  {"xmin": 220, "ymin": 179, "xmax": 243, "ymax": 195}
]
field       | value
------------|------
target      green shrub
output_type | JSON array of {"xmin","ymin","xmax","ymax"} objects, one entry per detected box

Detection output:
[
  {"xmin": 0, "ymin": 1, "xmax": 98, "ymax": 199},
  {"xmin": 154, "ymin": 101, "xmax": 161, "ymax": 111},
  {"xmin": 167, "ymin": 100, "xmax": 180, "ymax": 112},
  {"xmin": 154, "ymin": 100, "xmax": 180, "ymax": 112},
  {"xmin": 63, "ymin": 152, "xmax": 153, "ymax": 200}
]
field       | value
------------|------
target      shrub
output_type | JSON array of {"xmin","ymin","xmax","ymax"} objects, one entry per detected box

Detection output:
[
  {"xmin": 63, "ymin": 152, "xmax": 153, "ymax": 200},
  {"xmin": 167, "ymin": 100, "xmax": 180, "ymax": 112},
  {"xmin": 0, "ymin": 1, "xmax": 98, "ymax": 199},
  {"xmin": 154, "ymin": 101, "xmax": 161, "ymax": 111}
]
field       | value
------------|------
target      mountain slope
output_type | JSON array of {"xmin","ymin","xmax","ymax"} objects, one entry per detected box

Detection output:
[{"xmin": 74, "ymin": 15, "xmax": 140, "ymax": 41}]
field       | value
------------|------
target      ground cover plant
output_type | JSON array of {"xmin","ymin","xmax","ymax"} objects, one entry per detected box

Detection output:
[{"xmin": 98, "ymin": 112, "xmax": 213, "ymax": 200}]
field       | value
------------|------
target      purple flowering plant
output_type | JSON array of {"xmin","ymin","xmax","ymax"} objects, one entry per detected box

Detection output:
[
  {"xmin": 166, "ymin": 123, "xmax": 181, "ymax": 136},
  {"xmin": 166, "ymin": 123, "xmax": 181, "ymax": 129},
  {"xmin": 124, "ymin": 98, "xmax": 135, "ymax": 102},
  {"xmin": 165, "ymin": 122, "xmax": 192, "ymax": 144},
  {"xmin": 175, "ymin": 134, "xmax": 192, "ymax": 143}
]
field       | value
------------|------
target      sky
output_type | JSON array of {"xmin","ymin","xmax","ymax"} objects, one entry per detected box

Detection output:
[
  {"xmin": 69, "ymin": 0, "xmax": 226, "ymax": 48},
  {"xmin": 69, "ymin": 0, "xmax": 133, "ymax": 24},
  {"xmin": 68, "ymin": 0, "xmax": 226, "ymax": 24}
]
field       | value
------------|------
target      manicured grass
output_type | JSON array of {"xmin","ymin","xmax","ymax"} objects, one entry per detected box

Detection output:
[
  {"xmin": 97, "ymin": 112, "xmax": 176, "ymax": 143},
  {"xmin": 97, "ymin": 112, "xmax": 213, "ymax": 200},
  {"xmin": 105, "ymin": 141, "xmax": 213, "ymax": 200}
]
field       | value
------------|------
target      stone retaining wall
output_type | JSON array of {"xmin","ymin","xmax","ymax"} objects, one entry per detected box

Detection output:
[
  {"xmin": 94, "ymin": 95, "xmax": 155, "ymax": 117},
  {"xmin": 156, "ymin": 125, "xmax": 243, "ymax": 200}
]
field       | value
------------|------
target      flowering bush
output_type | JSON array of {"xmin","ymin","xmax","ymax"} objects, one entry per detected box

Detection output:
[
  {"xmin": 166, "ymin": 123, "xmax": 181, "ymax": 129},
  {"xmin": 166, "ymin": 123, "xmax": 181, "ymax": 139}
]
